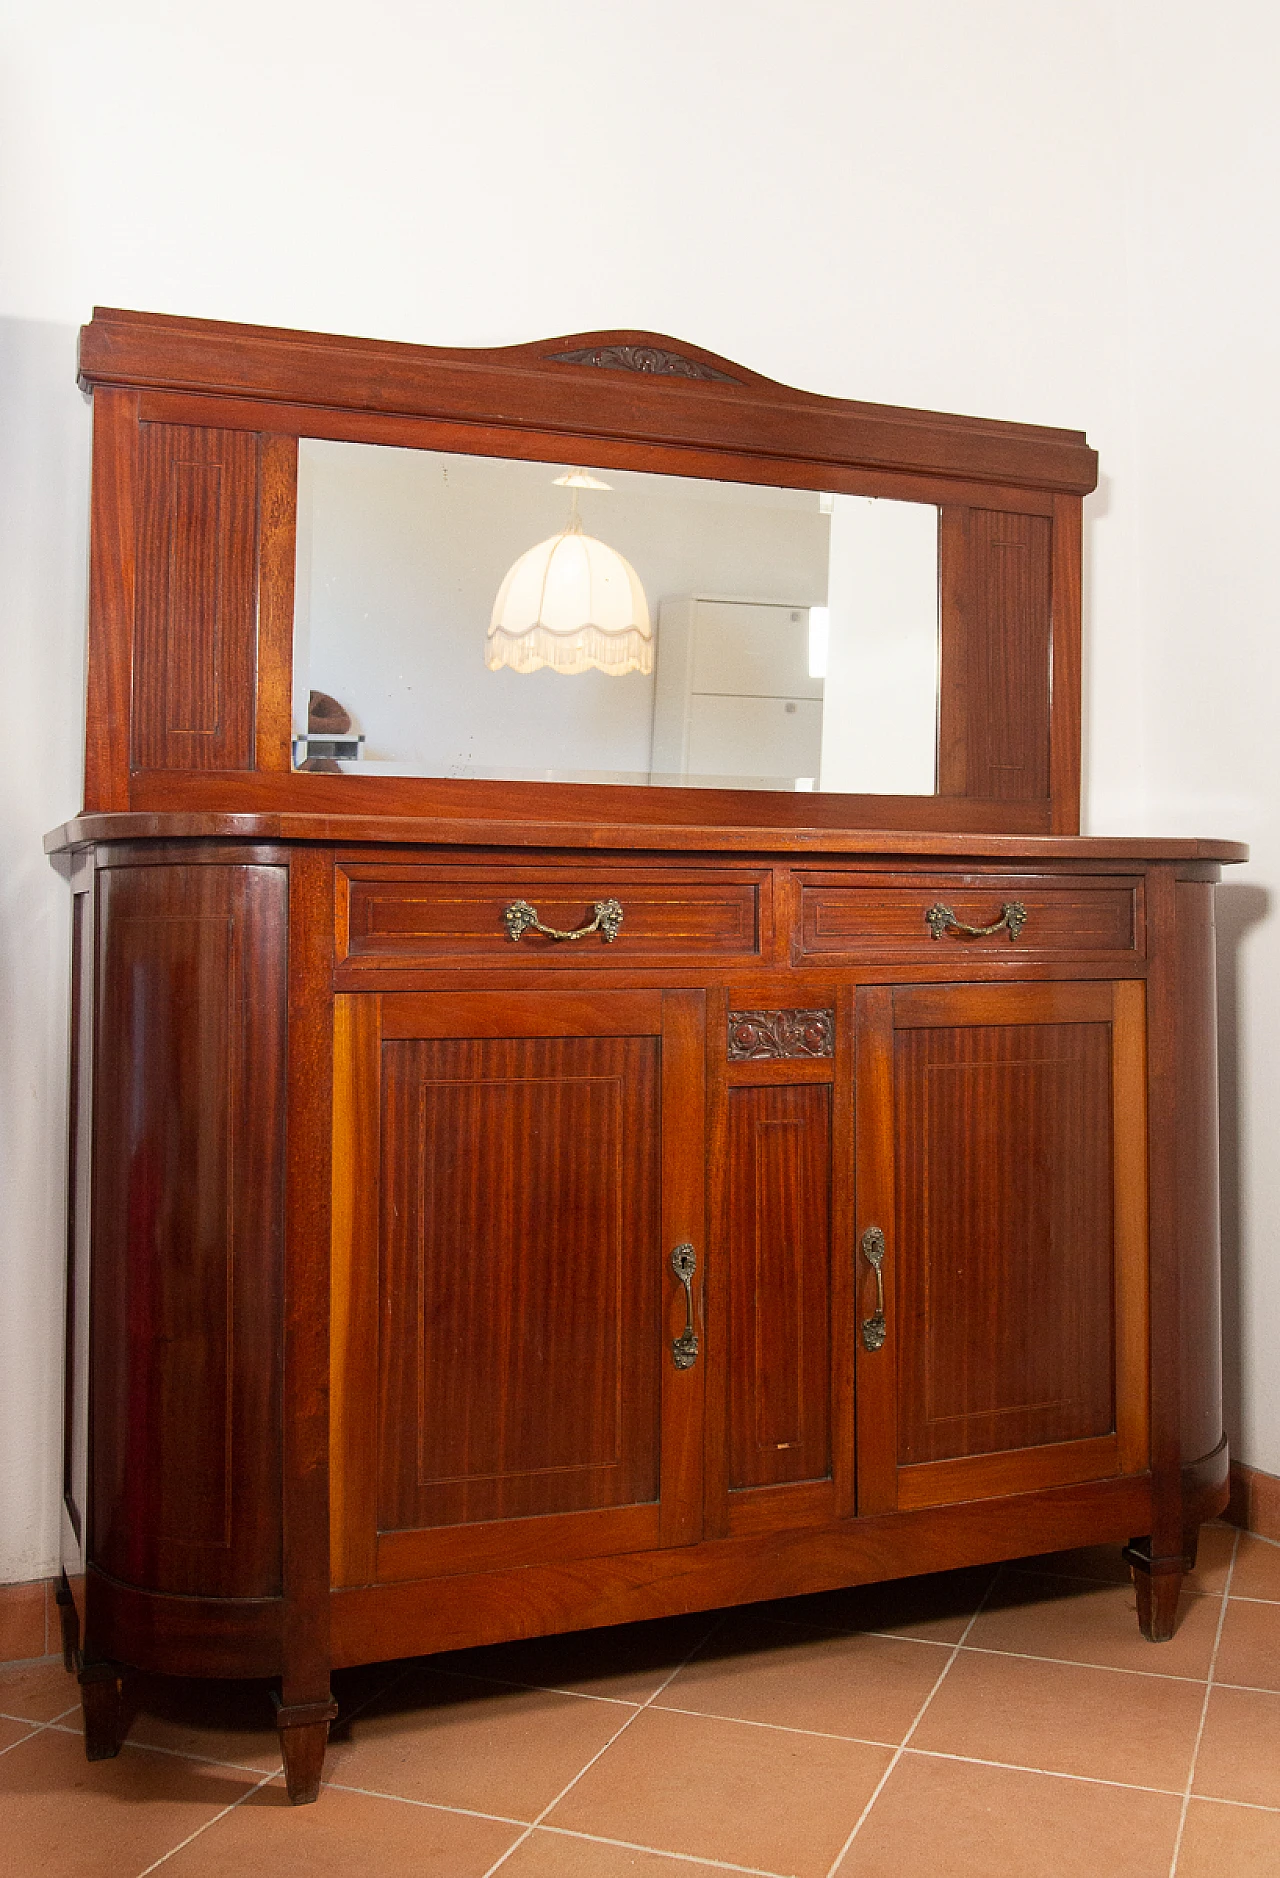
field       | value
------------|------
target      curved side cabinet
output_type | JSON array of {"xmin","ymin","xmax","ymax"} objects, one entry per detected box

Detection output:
[{"xmin": 87, "ymin": 858, "xmax": 288, "ymax": 1667}]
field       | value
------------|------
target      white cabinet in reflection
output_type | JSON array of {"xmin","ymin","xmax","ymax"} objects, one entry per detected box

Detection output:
[{"xmin": 652, "ymin": 598, "xmax": 824, "ymax": 788}]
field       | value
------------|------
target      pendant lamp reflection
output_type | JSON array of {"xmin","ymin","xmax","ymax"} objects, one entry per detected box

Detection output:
[{"xmin": 486, "ymin": 469, "xmax": 652, "ymax": 675}]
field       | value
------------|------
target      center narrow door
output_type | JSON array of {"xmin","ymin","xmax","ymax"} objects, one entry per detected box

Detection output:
[{"xmin": 331, "ymin": 989, "xmax": 705, "ymax": 1586}]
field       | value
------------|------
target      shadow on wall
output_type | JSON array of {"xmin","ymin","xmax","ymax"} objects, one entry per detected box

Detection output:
[
  {"xmin": 1215, "ymin": 882, "xmax": 1270, "ymax": 1457},
  {"xmin": 0, "ymin": 317, "xmax": 91, "ymax": 1581}
]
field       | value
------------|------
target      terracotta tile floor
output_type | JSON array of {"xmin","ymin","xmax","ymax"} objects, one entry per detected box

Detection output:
[{"xmin": 4, "ymin": 1524, "xmax": 1279, "ymax": 1877}]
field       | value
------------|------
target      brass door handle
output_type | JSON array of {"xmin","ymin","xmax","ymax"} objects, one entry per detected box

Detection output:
[
  {"xmin": 670, "ymin": 1243, "xmax": 699, "ymax": 1369},
  {"xmin": 925, "ymin": 901, "xmax": 1027, "ymax": 941},
  {"xmin": 503, "ymin": 898, "xmax": 624, "ymax": 943},
  {"xmin": 861, "ymin": 1226, "xmax": 887, "ymax": 1352}
]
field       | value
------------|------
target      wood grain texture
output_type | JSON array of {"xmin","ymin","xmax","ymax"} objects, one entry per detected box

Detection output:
[
  {"xmin": 131, "ymin": 424, "xmax": 259, "ymax": 771},
  {"xmin": 893, "ymin": 1014, "xmax": 1116, "ymax": 1465},
  {"xmin": 377, "ymin": 1030, "xmax": 662, "ymax": 1532},
  {"xmin": 48, "ymin": 810, "xmax": 1249, "ymax": 866},
  {"xmin": 254, "ymin": 434, "xmax": 298, "ymax": 771},
  {"xmin": 339, "ymin": 867, "xmax": 764, "ymax": 967},
  {"xmin": 725, "ymin": 1084, "xmax": 832, "ymax": 1491},
  {"xmin": 281, "ymin": 849, "xmax": 337, "ymax": 1707},
  {"xmin": 1049, "ymin": 495, "xmax": 1083, "ymax": 834},
  {"xmin": 80, "ymin": 309, "xmax": 1100, "ymax": 494},
  {"xmin": 797, "ymin": 877, "xmax": 1137, "ymax": 957},
  {"xmin": 83, "ymin": 390, "xmax": 139, "ymax": 811},
  {"xmin": 938, "ymin": 506, "xmax": 1053, "ymax": 804},
  {"xmin": 90, "ymin": 861, "xmax": 286, "ymax": 1599}
]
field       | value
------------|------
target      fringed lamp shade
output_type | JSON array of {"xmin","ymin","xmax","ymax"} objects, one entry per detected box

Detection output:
[{"xmin": 486, "ymin": 513, "xmax": 652, "ymax": 675}]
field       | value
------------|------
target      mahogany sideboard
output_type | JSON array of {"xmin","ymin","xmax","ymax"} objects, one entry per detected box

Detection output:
[{"xmin": 46, "ymin": 310, "xmax": 1244, "ymax": 1802}]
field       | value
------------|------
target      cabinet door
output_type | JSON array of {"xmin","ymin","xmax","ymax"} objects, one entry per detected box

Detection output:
[
  {"xmin": 855, "ymin": 981, "xmax": 1148, "ymax": 1513},
  {"xmin": 331, "ymin": 989, "xmax": 705, "ymax": 1584}
]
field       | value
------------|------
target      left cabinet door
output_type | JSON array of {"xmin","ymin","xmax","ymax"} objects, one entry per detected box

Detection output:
[{"xmin": 331, "ymin": 989, "xmax": 706, "ymax": 1585}]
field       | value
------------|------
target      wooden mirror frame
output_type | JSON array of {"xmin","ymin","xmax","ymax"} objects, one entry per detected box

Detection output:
[{"xmin": 77, "ymin": 308, "xmax": 1097, "ymax": 835}]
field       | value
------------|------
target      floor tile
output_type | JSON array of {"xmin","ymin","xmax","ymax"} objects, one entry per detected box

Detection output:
[
  {"xmin": 1186, "ymin": 1521, "xmax": 1239, "ymax": 1594},
  {"xmin": 1192, "ymin": 1684, "xmax": 1280, "ymax": 1807},
  {"xmin": 834, "ymin": 1751, "xmax": 1182, "ymax": 1878},
  {"xmin": 325, "ymin": 1666, "xmax": 631, "ymax": 1819},
  {"xmin": 1175, "ymin": 1797, "xmax": 1280, "ymax": 1877},
  {"xmin": 760, "ymin": 1564, "xmax": 998, "ymax": 1644},
  {"xmin": 657, "ymin": 1613, "xmax": 947, "ymax": 1744},
  {"xmin": 0, "ymin": 1726, "xmax": 259, "ymax": 1878},
  {"xmin": 160, "ymin": 1775, "xmax": 523, "ymax": 1876},
  {"xmin": 1213, "ymin": 1595, "xmax": 1280, "ymax": 1692},
  {"xmin": 546, "ymin": 1703, "xmax": 891, "ymax": 1877},
  {"xmin": 1004, "ymin": 1542, "xmax": 1133, "ymax": 1586},
  {"xmin": 0, "ymin": 1657, "xmax": 81, "ymax": 1723},
  {"xmin": 123, "ymin": 1673, "xmax": 285, "ymax": 1771},
  {"xmin": 502, "ymin": 1830, "xmax": 738, "ymax": 1876},
  {"xmin": 432, "ymin": 1612, "xmax": 716, "ymax": 1704},
  {"xmin": 0, "ymin": 1581, "xmax": 48, "ymax": 1663},
  {"xmin": 0, "ymin": 1713, "xmax": 39, "ymax": 1752},
  {"xmin": 1230, "ymin": 1531, "xmax": 1280, "ymax": 1603},
  {"xmin": 910, "ymin": 1648, "xmax": 1205, "ymax": 1790},
  {"xmin": 968, "ymin": 1567, "xmax": 1220, "ymax": 1676}
]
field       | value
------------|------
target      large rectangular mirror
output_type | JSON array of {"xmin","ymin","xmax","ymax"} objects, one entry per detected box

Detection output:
[{"xmin": 293, "ymin": 440, "xmax": 940, "ymax": 795}]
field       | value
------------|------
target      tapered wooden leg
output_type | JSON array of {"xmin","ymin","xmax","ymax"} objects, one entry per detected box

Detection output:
[
  {"xmin": 1124, "ymin": 1539, "xmax": 1186, "ymax": 1643},
  {"xmin": 54, "ymin": 1575, "xmax": 80, "ymax": 1674},
  {"xmin": 78, "ymin": 1661, "xmax": 125, "ymax": 1760},
  {"xmin": 273, "ymin": 1692, "xmax": 338, "ymax": 1805}
]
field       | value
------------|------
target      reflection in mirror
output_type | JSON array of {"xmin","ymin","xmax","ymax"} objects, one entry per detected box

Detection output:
[{"xmin": 293, "ymin": 440, "xmax": 939, "ymax": 795}]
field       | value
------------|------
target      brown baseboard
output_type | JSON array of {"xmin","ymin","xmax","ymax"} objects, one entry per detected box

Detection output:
[
  {"xmin": 1224, "ymin": 1460, "xmax": 1280, "ymax": 1542},
  {"xmin": 0, "ymin": 1577, "xmax": 58, "ymax": 1665}
]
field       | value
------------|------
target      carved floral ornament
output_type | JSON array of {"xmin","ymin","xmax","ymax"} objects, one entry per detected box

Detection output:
[
  {"xmin": 727, "ymin": 1009, "xmax": 835, "ymax": 1061},
  {"xmin": 548, "ymin": 344, "xmax": 739, "ymax": 383}
]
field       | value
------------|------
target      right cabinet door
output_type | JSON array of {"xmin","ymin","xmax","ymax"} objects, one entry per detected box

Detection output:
[{"xmin": 854, "ymin": 980, "xmax": 1149, "ymax": 1514}]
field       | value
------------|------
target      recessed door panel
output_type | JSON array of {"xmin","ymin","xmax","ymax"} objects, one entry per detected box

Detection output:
[
  {"xmin": 332, "ymin": 989, "xmax": 706, "ymax": 1587},
  {"xmin": 855, "ymin": 980, "xmax": 1148, "ymax": 1515},
  {"xmin": 378, "ymin": 1034, "xmax": 659, "ymax": 1531}
]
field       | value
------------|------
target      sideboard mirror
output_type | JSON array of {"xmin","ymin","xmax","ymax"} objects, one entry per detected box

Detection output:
[{"xmin": 75, "ymin": 310, "xmax": 1096, "ymax": 835}]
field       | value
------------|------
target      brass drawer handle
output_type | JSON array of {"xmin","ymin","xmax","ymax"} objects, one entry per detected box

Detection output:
[
  {"xmin": 503, "ymin": 897, "xmax": 624, "ymax": 943},
  {"xmin": 925, "ymin": 900, "xmax": 1027, "ymax": 941},
  {"xmin": 670, "ymin": 1243, "xmax": 699, "ymax": 1370},
  {"xmin": 861, "ymin": 1226, "xmax": 887, "ymax": 1353}
]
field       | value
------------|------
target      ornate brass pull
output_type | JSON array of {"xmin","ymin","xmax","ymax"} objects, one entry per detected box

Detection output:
[
  {"xmin": 861, "ymin": 1226, "xmax": 887, "ymax": 1353},
  {"xmin": 925, "ymin": 901, "xmax": 1028, "ymax": 942},
  {"xmin": 670, "ymin": 1243, "xmax": 699, "ymax": 1370},
  {"xmin": 503, "ymin": 898, "xmax": 624, "ymax": 944}
]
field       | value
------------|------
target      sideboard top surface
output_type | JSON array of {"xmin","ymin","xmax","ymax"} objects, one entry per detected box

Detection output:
[{"xmin": 44, "ymin": 809, "xmax": 1248, "ymax": 865}]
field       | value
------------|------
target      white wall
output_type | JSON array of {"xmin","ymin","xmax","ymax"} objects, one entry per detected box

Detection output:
[{"xmin": 1, "ymin": 0, "xmax": 1276, "ymax": 1579}]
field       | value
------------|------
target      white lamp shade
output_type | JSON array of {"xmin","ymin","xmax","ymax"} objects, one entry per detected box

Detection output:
[{"xmin": 487, "ymin": 519, "xmax": 652, "ymax": 675}]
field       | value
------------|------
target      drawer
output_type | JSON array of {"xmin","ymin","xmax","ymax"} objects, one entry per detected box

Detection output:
[
  {"xmin": 338, "ymin": 865, "xmax": 768, "ymax": 967},
  {"xmin": 795, "ymin": 872, "xmax": 1140, "ymax": 959}
]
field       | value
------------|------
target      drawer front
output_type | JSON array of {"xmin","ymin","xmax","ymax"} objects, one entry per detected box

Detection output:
[
  {"xmin": 795, "ymin": 873, "xmax": 1139, "ymax": 959},
  {"xmin": 340, "ymin": 866, "xmax": 766, "ymax": 967}
]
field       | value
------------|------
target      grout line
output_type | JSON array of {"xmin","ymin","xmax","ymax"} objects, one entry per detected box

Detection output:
[
  {"xmin": 321, "ymin": 1779, "xmax": 528, "ymax": 1825},
  {"xmin": 902, "ymin": 1744, "xmax": 1186, "ymax": 1798},
  {"xmin": 132, "ymin": 1768, "xmax": 280, "ymax": 1877},
  {"xmin": 421, "ymin": 1661, "xmax": 642, "ymax": 1709},
  {"xmin": 1223, "ymin": 1593, "xmax": 1280, "ymax": 1607},
  {"xmin": 1167, "ymin": 1524, "xmax": 1240, "ymax": 1878},
  {"xmin": 1203, "ymin": 1677, "xmax": 1280, "ymax": 1697},
  {"xmin": 956, "ymin": 1642, "xmax": 1211, "ymax": 1686},
  {"xmin": 821, "ymin": 1577, "xmax": 1000, "ymax": 1878},
  {"xmin": 536, "ymin": 1822, "xmax": 794, "ymax": 1875},
  {"xmin": 648, "ymin": 1699, "xmax": 899, "ymax": 1750},
  {"xmin": 478, "ymin": 1612, "xmax": 730, "ymax": 1878}
]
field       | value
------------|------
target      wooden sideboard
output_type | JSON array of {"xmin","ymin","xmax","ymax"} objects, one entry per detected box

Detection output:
[{"xmin": 47, "ymin": 311, "xmax": 1243, "ymax": 1802}]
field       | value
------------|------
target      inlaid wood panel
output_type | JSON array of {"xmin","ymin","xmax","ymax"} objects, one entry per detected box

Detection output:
[
  {"xmin": 894, "ymin": 1018, "xmax": 1115, "ymax": 1464},
  {"xmin": 338, "ymin": 867, "xmax": 764, "ymax": 967},
  {"xmin": 939, "ymin": 507, "xmax": 1053, "ymax": 803},
  {"xmin": 90, "ymin": 863, "xmax": 286, "ymax": 1597},
  {"xmin": 377, "ymin": 1033, "xmax": 661, "ymax": 1531},
  {"xmin": 726, "ymin": 1085, "xmax": 832, "ymax": 1491},
  {"xmin": 132, "ymin": 424, "xmax": 259, "ymax": 771},
  {"xmin": 796, "ymin": 874, "xmax": 1138, "ymax": 958}
]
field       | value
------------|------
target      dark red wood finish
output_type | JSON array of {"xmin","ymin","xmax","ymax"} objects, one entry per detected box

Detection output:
[{"xmin": 76, "ymin": 308, "xmax": 1098, "ymax": 839}]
